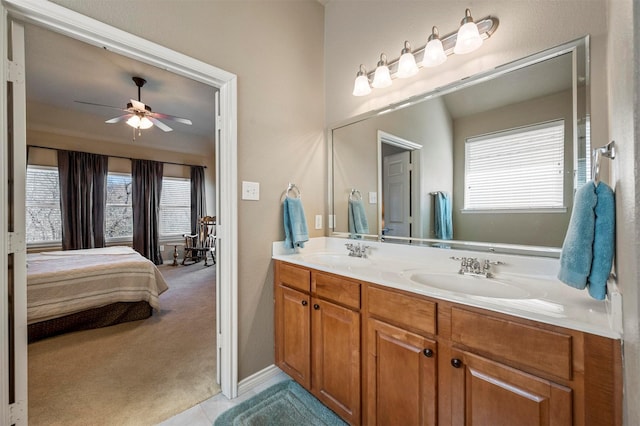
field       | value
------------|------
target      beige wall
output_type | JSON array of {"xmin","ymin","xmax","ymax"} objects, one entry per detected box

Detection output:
[
  {"xmin": 49, "ymin": 0, "xmax": 326, "ymax": 380},
  {"xmin": 606, "ymin": 0, "xmax": 640, "ymax": 424},
  {"xmin": 452, "ymin": 90, "xmax": 573, "ymax": 247}
]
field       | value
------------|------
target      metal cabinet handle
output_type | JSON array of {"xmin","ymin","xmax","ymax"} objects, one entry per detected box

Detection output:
[
  {"xmin": 451, "ymin": 358, "xmax": 463, "ymax": 368},
  {"xmin": 423, "ymin": 348, "xmax": 434, "ymax": 358},
  {"xmin": 313, "ymin": 304, "xmax": 320, "ymax": 310},
  {"xmin": 301, "ymin": 300, "xmax": 308, "ymax": 306}
]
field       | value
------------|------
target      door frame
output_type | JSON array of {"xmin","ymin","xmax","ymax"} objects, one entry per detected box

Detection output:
[{"xmin": 0, "ymin": 1, "xmax": 239, "ymax": 422}]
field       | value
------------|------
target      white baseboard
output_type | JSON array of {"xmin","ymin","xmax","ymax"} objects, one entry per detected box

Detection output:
[{"xmin": 237, "ymin": 364, "xmax": 284, "ymax": 396}]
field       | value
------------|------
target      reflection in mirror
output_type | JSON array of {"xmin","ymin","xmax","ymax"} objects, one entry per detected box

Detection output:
[{"xmin": 331, "ymin": 37, "xmax": 589, "ymax": 255}]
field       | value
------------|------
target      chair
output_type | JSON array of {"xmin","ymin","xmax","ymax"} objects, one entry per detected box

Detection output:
[{"xmin": 182, "ymin": 216, "xmax": 216, "ymax": 266}]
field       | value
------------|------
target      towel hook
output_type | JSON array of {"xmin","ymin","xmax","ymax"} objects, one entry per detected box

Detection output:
[
  {"xmin": 592, "ymin": 141, "xmax": 615, "ymax": 184},
  {"xmin": 349, "ymin": 189, "xmax": 363, "ymax": 201}
]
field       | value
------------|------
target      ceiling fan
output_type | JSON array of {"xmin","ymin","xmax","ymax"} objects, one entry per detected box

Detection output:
[{"xmin": 75, "ymin": 76, "xmax": 193, "ymax": 134}]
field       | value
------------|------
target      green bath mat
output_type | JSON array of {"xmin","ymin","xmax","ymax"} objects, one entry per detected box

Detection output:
[{"xmin": 214, "ymin": 380, "xmax": 347, "ymax": 425}]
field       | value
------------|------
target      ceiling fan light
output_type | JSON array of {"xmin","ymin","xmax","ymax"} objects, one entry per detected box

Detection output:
[
  {"xmin": 126, "ymin": 115, "xmax": 141, "ymax": 128},
  {"xmin": 139, "ymin": 117, "xmax": 154, "ymax": 129}
]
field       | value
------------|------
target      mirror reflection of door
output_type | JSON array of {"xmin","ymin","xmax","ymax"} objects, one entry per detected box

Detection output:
[{"xmin": 382, "ymin": 150, "xmax": 411, "ymax": 238}]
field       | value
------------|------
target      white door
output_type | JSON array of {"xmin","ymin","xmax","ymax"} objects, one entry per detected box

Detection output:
[
  {"xmin": 2, "ymin": 19, "xmax": 29, "ymax": 426},
  {"xmin": 382, "ymin": 151, "xmax": 411, "ymax": 238}
]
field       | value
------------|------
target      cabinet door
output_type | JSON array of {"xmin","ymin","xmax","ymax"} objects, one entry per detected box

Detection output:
[
  {"xmin": 367, "ymin": 318, "xmax": 437, "ymax": 426},
  {"xmin": 275, "ymin": 285, "xmax": 311, "ymax": 389},
  {"xmin": 450, "ymin": 349, "xmax": 572, "ymax": 426},
  {"xmin": 312, "ymin": 298, "xmax": 361, "ymax": 425}
]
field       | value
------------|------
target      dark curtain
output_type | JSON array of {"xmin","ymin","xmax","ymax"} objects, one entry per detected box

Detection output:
[
  {"xmin": 190, "ymin": 166, "xmax": 207, "ymax": 234},
  {"xmin": 57, "ymin": 150, "xmax": 108, "ymax": 250},
  {"xmin": 132, "ymin": 159, "xmax": 164, "ymax": 265}
]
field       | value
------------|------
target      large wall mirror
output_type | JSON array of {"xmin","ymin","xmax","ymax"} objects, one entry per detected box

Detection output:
[{"xmin": 330, "ymin": 37, "xmax": 589, "ymax": 256}]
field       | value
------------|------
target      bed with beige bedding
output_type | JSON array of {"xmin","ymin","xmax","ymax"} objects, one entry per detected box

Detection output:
[{"xmin": 27, "ymin": 246, "xmax": 169, "ymax": 342}]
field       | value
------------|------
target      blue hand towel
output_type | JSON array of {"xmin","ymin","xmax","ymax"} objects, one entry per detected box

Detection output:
[
  {"xmin": 283, "ymin": 197, "xmax": 309, "ymax": 249},
  {"xmin": 558, "ymin": 181, "xmax": 615, "ymax": 300},
  {"xmin": 435, "ymin": 192, "xmax": 453, "ymax": 240},
  {"xmin": 348, "ymin": 199, "xmax": 369, "ymax": 235},
  {"xmin": 588, "ymin": 182, "xmax": 615, "ymax": 300}
]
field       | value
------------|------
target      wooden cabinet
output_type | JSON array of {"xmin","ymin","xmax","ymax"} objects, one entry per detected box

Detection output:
[
  {"xmin": 365, "ymin": 285, "xmax": 438, "ymax": 425},
  {"xmin": 449, "ymin": 349, "xmax": 572, "ymax": 426},
  {"xmin": 274, "ymin": 261, "xmax": 361, "ymax": 425},
  {"xmin": 274, "ymin": 261, "xmax": 622, "ymax": 426}
]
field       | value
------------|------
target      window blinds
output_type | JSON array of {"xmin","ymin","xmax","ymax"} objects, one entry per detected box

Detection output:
[{"xmin": 464, "ymin": 120, "xmax": 565, "ymax": 211}]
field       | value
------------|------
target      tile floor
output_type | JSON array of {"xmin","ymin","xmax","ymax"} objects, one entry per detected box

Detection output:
[{"xmin": 157, "ymin": 371, "xmax": 291, "ymax": 426}]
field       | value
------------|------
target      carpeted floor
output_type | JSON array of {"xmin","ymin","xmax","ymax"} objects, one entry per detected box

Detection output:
[{"xmin": 28, "ymin": 263, "xmax": 220, "ymax": 426}]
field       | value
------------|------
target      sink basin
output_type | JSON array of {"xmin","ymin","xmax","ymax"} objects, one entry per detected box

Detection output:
[
  {"xmin": 301, "ymin": 253, "xmax": 372, "ymax": 269},
  {"xmin": 402, "ymin": 271, "xmax": 540, "ymax": 299}
]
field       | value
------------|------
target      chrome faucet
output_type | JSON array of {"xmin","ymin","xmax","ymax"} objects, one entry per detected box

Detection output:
[
  {"xmin": 450, "ymin": 256, "xmax": 504, "ymax": 278},
  {"xmin": 345, "ymin": 242, "xmax": 370, "ymax": 258}
]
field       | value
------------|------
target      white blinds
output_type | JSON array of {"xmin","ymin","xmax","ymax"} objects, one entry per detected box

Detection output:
[
  {"xmin": 26, "ymin": 166, "xmax": 61, "ymax": 243},
  {"xmin": 159, "ymin": 177, "xmax": 191, "ymax": 235},
  {"xmin": 464, "ymin": 120, "xmax": 565, "ymax": 210}
]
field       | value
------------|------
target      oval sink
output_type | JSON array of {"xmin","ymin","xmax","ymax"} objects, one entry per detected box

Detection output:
[
  {"xmin": 301, "ymin": 253, "xmax": 372, "ymax": 269},
  {"xmin": 403, "ymin": 271, "xmax": 538, "ymax": 299}
]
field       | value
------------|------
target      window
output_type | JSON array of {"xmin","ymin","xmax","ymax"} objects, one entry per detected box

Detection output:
[
  {"xmin": 26, "ymin": 166, "xmax": 61, "ymax": 244},
  {"xmin": 464, "ymin": 120, "xmax": 565, "ymax": 211},
  {"xmin": 106, "ymin": 173, "xmax": 133, "ymax": 240},
  {"xmin": 160, "ymin": 177, "xmax": 191, "ymax": 237}
]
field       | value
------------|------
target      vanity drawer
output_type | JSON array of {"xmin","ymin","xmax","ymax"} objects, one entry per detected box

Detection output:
[
  {"xmin": 277, "ymin": 261, "xmax": 311, "ymax": 293},
  {"xmin": 451, "ymin": 307, "xmax": 572, "ymax": 380},
  {"xmin": 367, "ymin": 285, "xmax": 437, "ymax": 336},
  {"xmin": 312, "ymin": 272, "xmax": 360, "ymax": 310}
]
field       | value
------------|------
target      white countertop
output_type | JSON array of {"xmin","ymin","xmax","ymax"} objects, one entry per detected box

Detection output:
[{"xmin": 272, "ymin": 237, "xmax": 622, "ymax": 339}]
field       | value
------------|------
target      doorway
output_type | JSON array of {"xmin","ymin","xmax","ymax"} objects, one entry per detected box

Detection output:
[{"xmin": 1, "ymin": 2, "xmax": 238, "ymax": 424}]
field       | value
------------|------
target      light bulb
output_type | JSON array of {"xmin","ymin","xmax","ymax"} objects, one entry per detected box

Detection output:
[
  {"xmin": 372, "ymin": 53, "xmax": 392, "ymax": 88},
  {"xmin": 422, "ymin": 27, "xmax": 447, "ymax": 67},
  {"xmin": 454, "ymin": 9, "xmax": 483, "ymax": 54},
  {"xmin": 396, "ymin": 41, "xmax": 418, "ymax": 78},
  {"xmin": 352, "ymin": 64, "xmax": 371, "ymax": 96}
]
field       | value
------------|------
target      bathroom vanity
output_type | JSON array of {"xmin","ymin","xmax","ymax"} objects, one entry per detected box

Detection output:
[{"xmin": 273, "ymin": 238, "xmax": 622, "ymax": 426}]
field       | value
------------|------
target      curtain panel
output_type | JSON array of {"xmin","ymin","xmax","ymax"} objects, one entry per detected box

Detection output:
[
  {"xmin": 57, "ymin": 150, "xmax": 108, "ymax": 250},
  {"xmin": 190, "ymin": 166, "xmax": 207, "ymax": 234},
  {"xmin": 132, "ymin": 159, "xmax": 164, "ymax": 265}
]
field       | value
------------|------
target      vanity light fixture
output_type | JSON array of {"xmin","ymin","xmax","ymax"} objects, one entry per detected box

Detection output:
[
  {"xmin": 351, "ymin": 8, "xmax": 498, "ymax": 96},
  {"xmin": 372, "ymin": 53, "xmax": 392, "ymax": 88},
  {"xmin": 422, "ymin": 26, "xmax": 447, "ymax": 67},
  {"xmin": 453, "ymin": 8, "xmax": 483, "ymax": 54},
  {"xmin": 352, "ymin": 64, "xmax": 372, "ymax": 96},
  {"xmin": 396, "ymin": 41, "xmax": 419, "ymax": 78}
]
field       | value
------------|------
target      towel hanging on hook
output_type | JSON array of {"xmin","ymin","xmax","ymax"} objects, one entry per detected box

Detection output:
[
  {"xmin": 349, "ymin": 189, "xmax": 363, "ymax": 201},
  {"xmin": 285, "ymin": 182, "xmax": 301, "ymax": 199}
]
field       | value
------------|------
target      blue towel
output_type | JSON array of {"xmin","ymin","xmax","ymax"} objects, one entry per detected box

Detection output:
[
  {"xmin": 558, "ymin": 181, "xmax": 615, "ymax": 300},
  {"xmin": 283, "ymin": 197, "xmax": 309, "ymax": 249},
  {"xmin": 348, "ymin": 199, "xmax": 369, "ymax": 235},
  {"xmin": 434, "ymin": 192, "xmax": 453, "ymax": 240}
]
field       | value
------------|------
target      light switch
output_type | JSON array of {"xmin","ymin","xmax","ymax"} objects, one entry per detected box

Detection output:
[
  {"xmin": 369, "ymin": 192, "xmax": 377, "ymax": 204},
  {"xmin": 242, "ymin": 181, "xmax": 260, "ymax": 200}
]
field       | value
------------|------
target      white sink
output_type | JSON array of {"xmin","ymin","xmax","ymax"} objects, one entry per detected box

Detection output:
[
  {"xmin": 301, "ymin": 253, "xmax": 372, "ymax": 269},
  {"xmin": 402, "ymin": 270, "xmax": 543, "ymax": 299}
]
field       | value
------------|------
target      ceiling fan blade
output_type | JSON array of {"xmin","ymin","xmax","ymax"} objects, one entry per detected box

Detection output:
[
  {"xmin": 105, "ymin": 114, "xmax": 132, "ymax": 124},
  {"xmin": 151, "ymin": 112, "xmax": 192, "ymax": 126},
  {"xmin": 148, "ymin": 117, "xmax": 173, "ymax": 132},
  {"xmin": 75, "ymin": 100, "xmax": 128, "ymax": 112}
]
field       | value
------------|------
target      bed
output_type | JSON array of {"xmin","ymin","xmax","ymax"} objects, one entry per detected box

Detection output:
[{"xmin": 26, "ymin": 246, "xmax": 169, "ymax": 342}]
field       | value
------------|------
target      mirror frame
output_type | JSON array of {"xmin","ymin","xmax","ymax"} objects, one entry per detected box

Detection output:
[{"xmin": 328, "ymin": 36, "xmax": 589, "ymax": 257}]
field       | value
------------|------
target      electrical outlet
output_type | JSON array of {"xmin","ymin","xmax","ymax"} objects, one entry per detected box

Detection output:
[
  {"xmin": 315, "ymin": 215, "xmax": 323, "ymax": 230},
  {"xmin": 242, "ymin": 181, "xmax": 260, "ymax": 200}
]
